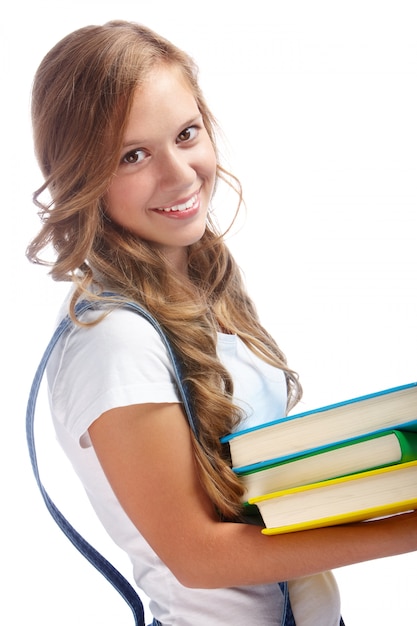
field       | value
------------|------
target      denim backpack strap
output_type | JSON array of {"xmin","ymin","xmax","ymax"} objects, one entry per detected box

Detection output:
[
  {"xmin": 25, "ymin": 298, "xmax": 198, "ymax": 626},
  {"xmin": 278, "ymin": 582, "xmax": 296, "ymax": 626},
  {"xmin": 278, "ymin": 581, "xmax": 346, "ymax": 625}
]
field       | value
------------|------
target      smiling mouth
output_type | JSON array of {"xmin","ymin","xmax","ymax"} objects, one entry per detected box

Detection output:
[{"xmin": 154, "ymin": 193, "xmax": 199, "ymax": 213}]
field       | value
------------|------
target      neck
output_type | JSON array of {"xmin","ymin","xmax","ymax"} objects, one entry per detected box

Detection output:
[{"xmin": 161, "ymin": 248, "xmax": 189, "ymax": 278}]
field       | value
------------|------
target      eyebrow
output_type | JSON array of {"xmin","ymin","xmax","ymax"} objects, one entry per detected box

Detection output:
[{"xmin": 121, "ymin": 115, "xmax": 203, "ymax": 150}]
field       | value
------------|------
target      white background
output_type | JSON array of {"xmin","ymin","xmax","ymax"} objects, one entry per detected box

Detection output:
[{"xmin": 2, "ymin": 1, "xmax": 416, "ymax": 624}]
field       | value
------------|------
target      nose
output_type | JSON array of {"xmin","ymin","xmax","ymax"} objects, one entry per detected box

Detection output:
[{"xmin": 157, "ymin": 148, "xmax": 196, "ymax": 193}]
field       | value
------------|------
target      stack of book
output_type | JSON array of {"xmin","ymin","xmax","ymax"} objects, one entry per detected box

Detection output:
[{"xmin": 221, "ymin": 382, "xmax": 417, "ymax": 534}]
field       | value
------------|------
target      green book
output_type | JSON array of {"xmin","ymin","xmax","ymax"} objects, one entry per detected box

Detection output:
[{"xmin": 239, "ymin": 429, "xmax": 417, "ymax": 503}]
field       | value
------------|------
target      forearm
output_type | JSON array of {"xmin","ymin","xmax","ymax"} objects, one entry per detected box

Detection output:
[{"xmin": 178, "ymin": 511, "xmax": 417, "ymax": 589}]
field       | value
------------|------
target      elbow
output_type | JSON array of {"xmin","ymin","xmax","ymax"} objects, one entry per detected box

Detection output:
[
  {"xmin": 156, "ymin": 524, "xmax": 229, "ymax": 589},
  {"xmin": 171, "ymin": 565, "xmax": 214, "ymax": 590},
  {"xmin": 167, "ymin": 557, "xmax": 222, "ymax": 590}
]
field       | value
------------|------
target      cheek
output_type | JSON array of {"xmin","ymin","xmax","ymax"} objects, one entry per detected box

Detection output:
[
  {"xmin": 105, "ymin": 177, "xmax": 139, "ymax": 216},
  {"xmin": 201, "ymin": 142, "xmax": 218, "ymax": 186},
  {"xmin": 103, "ymin": 189, "xmax": 120, "ymax": 219}
]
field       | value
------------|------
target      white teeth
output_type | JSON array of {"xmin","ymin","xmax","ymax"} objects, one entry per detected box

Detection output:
[{"xmin": 157, "ymin": 194, "xmax": 197, "ymax": 212}]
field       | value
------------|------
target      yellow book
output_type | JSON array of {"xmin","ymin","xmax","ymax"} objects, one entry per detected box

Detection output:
[{"xmin": 249, "ymin": 460, "xmax": 417, "ymax": 535}]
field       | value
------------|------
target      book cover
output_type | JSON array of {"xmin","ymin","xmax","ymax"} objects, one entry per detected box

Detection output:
[
  {"xmin": 239, "ymin": 429, "xmax": 417, "ymax": 503},
  {"xmin": 222, "ymin": 382, "xmax": 417, "ymax": 469},
  {"xmin": 249, "ymin": 460, "xmax": 417, "ymax": 535}
]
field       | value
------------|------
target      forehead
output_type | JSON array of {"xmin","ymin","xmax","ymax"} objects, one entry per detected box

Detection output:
[{"xmin": 124, "ymin": 65, "xmax": 199, "ymax": 136}]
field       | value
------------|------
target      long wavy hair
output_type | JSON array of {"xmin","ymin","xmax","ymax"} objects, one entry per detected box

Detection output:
[{"xmin": 27, "ymin": 20, "xmax": 302, "ymax": 519}]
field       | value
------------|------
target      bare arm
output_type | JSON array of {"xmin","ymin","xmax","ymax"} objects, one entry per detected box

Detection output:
[{"xmin": 89, "ymin": 402, "xmax": 417, "ymax": 589}]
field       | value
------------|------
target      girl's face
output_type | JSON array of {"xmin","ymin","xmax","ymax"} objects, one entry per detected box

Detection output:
[{"xmin": 105, "ymin": 64, "xmax": 217, "ymax": 272}]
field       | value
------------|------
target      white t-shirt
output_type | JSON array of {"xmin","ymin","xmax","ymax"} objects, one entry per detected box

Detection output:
[{"xmin": 48, "ymin": 305, "xmax": 341, "ymax": 625}]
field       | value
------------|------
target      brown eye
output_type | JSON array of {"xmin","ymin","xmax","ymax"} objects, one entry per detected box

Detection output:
[
  {"xmin": 177, "ymin": 126, "xmax": 197, "ymax": 143},
  {"xmin": 122, "ymin": 149, "xmax": 146, "ymax": 165}
]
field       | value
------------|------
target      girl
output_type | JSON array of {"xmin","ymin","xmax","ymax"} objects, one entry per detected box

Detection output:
[{"xmin": 27, "ymin": 20, "xmax": 417, "ymax": 625}]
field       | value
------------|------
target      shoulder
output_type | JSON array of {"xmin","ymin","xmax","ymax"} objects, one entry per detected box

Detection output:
[
  {"xmin": 54, "ymin": 290, "xmax": 164, "ymax": 351},
  {"xmin": 72, "ymin": 305, "xmax": 167, "ymax": 354},
  {"xmin": 48, "ymin": 305, "xmax": 180, "ymax": 440},
  {"xmin": 53, "ymin": 305, "xmax": 176, "ymax": 382}
]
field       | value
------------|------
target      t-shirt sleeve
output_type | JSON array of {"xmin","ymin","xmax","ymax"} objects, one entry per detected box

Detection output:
[{"xmin": 48, "ymin": 307, "xmax": 181, "ymax": 445}]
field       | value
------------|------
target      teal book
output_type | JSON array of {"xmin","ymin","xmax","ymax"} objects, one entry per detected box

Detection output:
[
  {"xmin": 221, "ymin": 382, "xmax": 417, "ymax": 470},
  {"xmin": 239, "ymin": 429, "xmax": 417, "ymax": 503}
]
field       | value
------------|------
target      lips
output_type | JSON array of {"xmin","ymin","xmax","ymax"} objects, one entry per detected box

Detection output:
[{"xmin": 153, "ymin": 192, "xmax": 199, "ymax": 213}]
